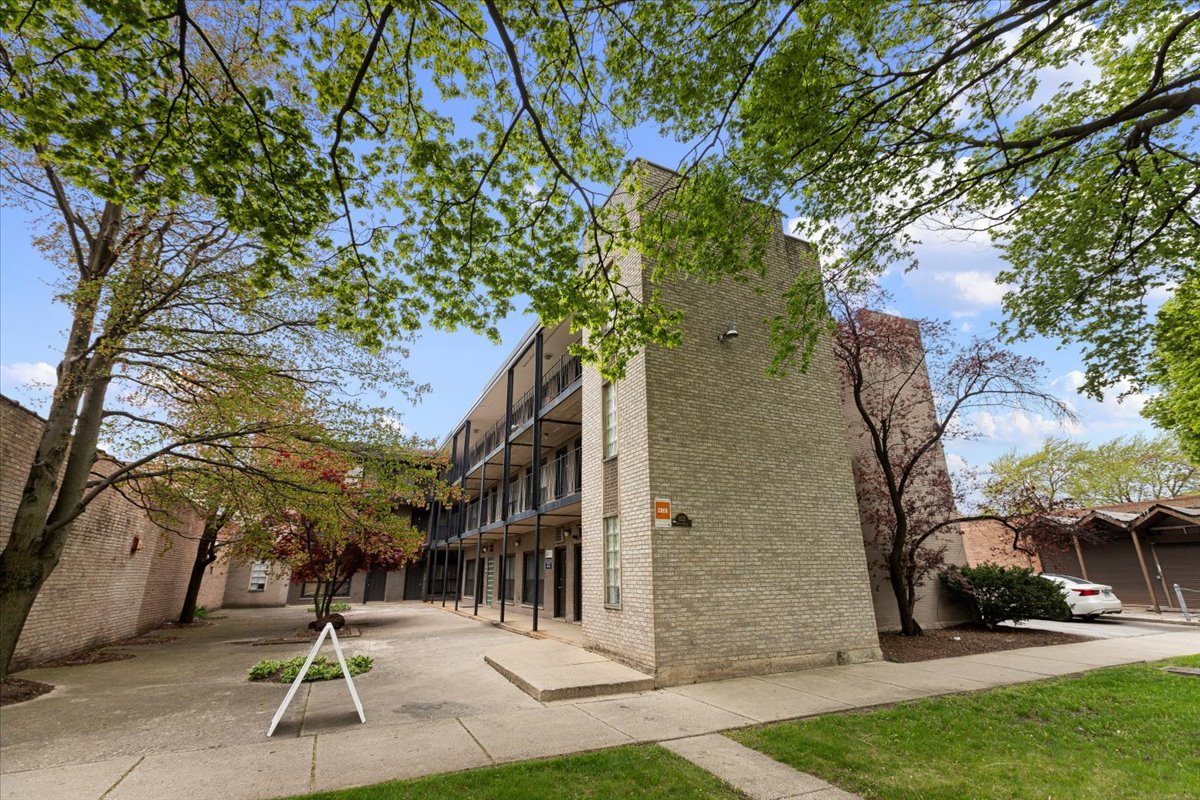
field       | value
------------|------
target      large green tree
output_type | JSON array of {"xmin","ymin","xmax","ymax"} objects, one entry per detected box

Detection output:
[
  {"xmin": 608, "ymin": 2, "xmax": 1198, "ymax": 390},
  {"xmin": 984, "ymin": 433, "xmax": 1200, "ymax": 511},
  {"xmin": 1143, "ymin": 276, "xmax": 1200, "ymax": 463}
]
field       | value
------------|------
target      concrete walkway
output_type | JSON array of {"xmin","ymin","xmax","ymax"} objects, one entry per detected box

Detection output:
[
  {"xmin": 663, "ymin": 734, "xmax": 861, "ymax": 800},
  {"xmin": 1, "ymin": 604, "xmax": 1197, "ymax": 800}
]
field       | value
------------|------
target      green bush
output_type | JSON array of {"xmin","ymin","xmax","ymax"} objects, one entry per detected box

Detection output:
[
  {"xmin": 193, "ymin": 606, "xmax": 211, "ymax": 620},
  {"xmin": 247, "ymin": 654, "xmax": 374, "ymax": 683},
  {"xmin": 941, "ymin": 564, "xmax": 1070, "ymax": 628},
  {"xmin": 309, "ymin": 602, "xmax": 352, "ymax": 613}
]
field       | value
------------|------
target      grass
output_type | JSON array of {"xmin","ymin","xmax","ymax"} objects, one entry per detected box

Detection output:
[
  {"xmin": 276, "ymin": 745, "xmax": 742, "ymax": 800},
  {"xmin": 729, "ymin": 655, "xmax": 1200, "ymax": 800}
]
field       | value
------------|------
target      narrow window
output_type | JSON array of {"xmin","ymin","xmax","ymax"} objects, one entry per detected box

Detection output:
[
  {"xmin": 504, "ymin": 554, "xmax": 515, "ymax": 603},
  {"xmin": 602, "ymin": 382, "xmax": 618, "ymax": 458},
  {"xmin": 523, "ymin": 550, "xmax": 539, "ymax": 605},
  {"xmin": 248, "ymin": 561, "xmax": 269, "ymax": 592},
  {"xmin": 604, "ymin": 516, "xmax": 621, "ymax": 606}
]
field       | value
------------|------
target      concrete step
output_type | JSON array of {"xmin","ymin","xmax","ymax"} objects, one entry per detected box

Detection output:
[{"xmin": 484, "ymin": 638, "xmax": 655, "ymax": 701}]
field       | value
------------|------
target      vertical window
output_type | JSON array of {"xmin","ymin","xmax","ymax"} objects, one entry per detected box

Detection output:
[
  {"xmin": 248, "ymin": 561, "xmax": 269, "ymax": 592},
  {"xmin": 523, "ymin": 551, "xmax": 540, "ymax": 605},
  {"xmin": 504, "ymin": 555, "xmax": 515, "ymax": 603},
  {"xmin": 464, "ymin": 559, "xmax": 476, "ymax": 597},
  {"xmin": 604, "ymin": 516, "xmax": 621, "ymax": 606},
  {"xmin": 602, "ymin": 382, "xmax": 618, "ymax": 458}
]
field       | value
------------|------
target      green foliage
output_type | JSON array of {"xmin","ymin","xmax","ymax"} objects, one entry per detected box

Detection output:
[
  {"xmin": 247, "ymin": 654, "xmax": 373, "ymax": 683},
  {"xmin": 941, "ymin": 564, "xmax": 1070, "ymax": 628},
  {"xmin": 192, "ymin": 606, "xmax": 211, "ymax": 620},
  {"xmin": 730, "ymin": 657, "xmax": 1200, "ymax": 800},
  {"xmin": 985, "ymin": 434, "xmax": 1199, "ymax": 512},
  {"xmin": 613, "ymin": 2, "xmax": 1199, "ymax": 391},
  {"xmin": 1144, "ymin": 277, "xmax": 1200, "ymax": 464}
]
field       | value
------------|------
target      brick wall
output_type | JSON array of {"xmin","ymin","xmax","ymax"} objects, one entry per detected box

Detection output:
[
  {"xmin": 0, "ymin": 395, "xmax": 227, "ymax": 669},
  {"xmin": 582, "ymin": 163, "xmax": 882, "ymax": 684},
  {"xmin": 960, "ymin": 519, "xmax": 1042, "ymax": 570}
]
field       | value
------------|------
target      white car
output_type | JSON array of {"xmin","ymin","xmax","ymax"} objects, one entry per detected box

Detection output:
[{"xmin": 1040, "ymin": 573, "xmax": 1123, "ymax": 619}]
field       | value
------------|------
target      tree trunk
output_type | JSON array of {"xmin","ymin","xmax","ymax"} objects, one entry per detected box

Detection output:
[
  {"xmin": 0, "ymin": 551, "xmax": 49, "ymax": 679},
  {"xmin": 179, "ymin": 520, "xmax": 221, "ymax": 624}
]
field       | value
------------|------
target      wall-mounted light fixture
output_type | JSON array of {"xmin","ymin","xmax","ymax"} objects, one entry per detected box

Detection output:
[{"xmin": 718, "ymin": 323, "xmax": 738, "ymax": 343}]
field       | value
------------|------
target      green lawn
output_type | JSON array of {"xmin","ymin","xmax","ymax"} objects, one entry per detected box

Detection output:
[
  {"xmin": 729, "ymin": 655, "xmax": 1200, "ymax": 800},
  {"xmin": 277, "ymin": 744, "xmax": 742, "ymax": 800}
]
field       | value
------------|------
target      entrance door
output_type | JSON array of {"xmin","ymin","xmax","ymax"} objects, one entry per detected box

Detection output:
[
  {"xmin": 364, "ymin": 569, "xmax": 387, "ymax": 602},
  {"xmin": 573, "ymin": 543, "xmax": 582, "ymax": 621},
  {"xmin": 553, "ymin": 546, "xmax": 566, "ymax": 617}
]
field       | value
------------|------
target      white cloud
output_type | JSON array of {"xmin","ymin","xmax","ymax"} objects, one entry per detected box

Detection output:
[
  {"xmin": 952, "ymin": 271, "xmax": 1007, "ymax": 306},
  {"xmin": 972, "ymin": 409, "xmax": 1083, "ymax": 443},
  {"xmin": 1, "ymin": 361, "xmax": 56, "ymax": 389},
  {"xmin": 380, "ymin": 414, "xmax": 408, "ymax": 434},
  {"xmin": 959, "ymin": 321, "xmax": 972, "ymax": 333}
]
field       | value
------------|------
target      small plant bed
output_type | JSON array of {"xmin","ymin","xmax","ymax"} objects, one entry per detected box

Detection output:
[
  {"xmin": 1, "ymin": 678, "xmax": 54, "ymax": 707},
  {"xmin": 248, "ymin": 654, "xmax": 374, "ymax": 683},
  {"xmin": 39, "ymin": 648, "xmax": 136, "ymax": 668},
  {"xmin": 879, "ymin": 623, "xmax": 1090, "ymax": 662},
  {"xmin": 253, "ymin": 627, "xmax": 363, "ymax": 646},
  {"xmin": 275, "ymin": 744, "xmax": 742, "ymax": 800},
  {"xmin": 310, "ymin": 603, "xmax": 353, "ymax": 613},
  {"xmin": 729, "ymin": 656, "xmax": 1200, "ymax": 800}
]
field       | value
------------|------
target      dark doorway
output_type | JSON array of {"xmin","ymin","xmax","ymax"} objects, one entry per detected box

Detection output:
[
  {"xmin": 403, "ymin": 561, "xmax": 424, "ymax": 600},
  {"xmin": 364, "ymin": 568, "xmax": 387, "ymax": 602},
  {"xmin": 573, "ymin": 543, "xmax": 582, "ymax": 621},
  {"xmin": 554, "ymin": 546, "xmax": 566, "ymax": 617}
]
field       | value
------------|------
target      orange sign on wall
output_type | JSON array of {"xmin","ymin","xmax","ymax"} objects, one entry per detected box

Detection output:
[{"xmin": 654, "ymin": 498, "xmax": 672, "ymax": 528}]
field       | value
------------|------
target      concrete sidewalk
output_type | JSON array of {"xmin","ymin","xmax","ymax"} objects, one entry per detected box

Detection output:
[{"xmin": 1, "ymin": 605, "xmax": 1196, "ymax": 800}]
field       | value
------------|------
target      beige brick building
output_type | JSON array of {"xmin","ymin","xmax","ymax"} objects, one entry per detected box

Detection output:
[{"xmin": 420, "ymin": 162, "xmax": 964, "ymax": 685}]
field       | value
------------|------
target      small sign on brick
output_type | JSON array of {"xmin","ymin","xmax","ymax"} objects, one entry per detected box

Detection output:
[{"xmin": 654, "ymin": 498, "xmax": 672, "ymax": 528}]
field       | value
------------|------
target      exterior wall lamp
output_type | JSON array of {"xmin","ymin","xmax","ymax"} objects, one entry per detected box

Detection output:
[{"xmin": 718, "ymin": 323, "xmax": 738, "ymax": 343}]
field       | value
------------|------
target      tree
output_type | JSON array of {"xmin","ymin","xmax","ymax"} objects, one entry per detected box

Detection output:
[
  {"xmin": 834, "ymin": 288, "xmax": 1073, "ymax": 635},
  {"xmin": 1144, "ymin": 276, "xmax": 1200, "ymax": 464},
  {"xmin": 985, "ymin": 433, "xmax": 1200, "ymax": 511},
  {"xmin": 231, "ymin": 446, "xmax": 443, "ymax": 619},
  {"xmin": 610, "ymin": 2, "xmax": 1198, "ymax": 395}
]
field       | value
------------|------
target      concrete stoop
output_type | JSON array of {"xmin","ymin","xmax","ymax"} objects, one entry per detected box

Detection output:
[{"xmin": 484, "ymin": 638, "xmax": 655, "ymax": 701}]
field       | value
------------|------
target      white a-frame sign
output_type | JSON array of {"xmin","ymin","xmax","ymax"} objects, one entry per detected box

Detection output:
[{"xmin": 267, "ymin": 622, "xmax": 366, "ymax": 736}]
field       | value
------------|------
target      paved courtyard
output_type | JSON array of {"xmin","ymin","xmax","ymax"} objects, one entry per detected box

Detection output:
[{"xmin": 1, "ymin": 602, "xmax": 1197, "ymax": 800}]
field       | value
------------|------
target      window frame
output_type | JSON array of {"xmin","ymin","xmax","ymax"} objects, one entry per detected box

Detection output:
[
  {"xmin": 602, "ymin": 381, "xmax": 618, "ymax": 459},
  {"xmin": 603, "ymin": 515, "xmax": 621, "ymax": 607},
  {"xmin": 248, "ymin": 561, "xmax": 269, "ymax": 592}
]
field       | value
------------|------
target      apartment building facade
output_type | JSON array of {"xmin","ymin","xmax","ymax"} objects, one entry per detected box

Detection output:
[{"xmin": 418, "ymin": 162, "xmax": 913, "ymax": 685}]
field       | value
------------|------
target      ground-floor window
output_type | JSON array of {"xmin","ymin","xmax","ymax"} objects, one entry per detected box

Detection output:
[
  {"xmin": 463, "ymin": 558, "xmax": 476, "ymax": 597},
  {"xmin": 604, "ymin": 516, "xmax": 621, "ymax": 607},
  {"xmin": 300, "ymin": 579, "xmax": 351, "ymax": 599},
  {"xmin": 522, "ymin": 550, "xmax": 542, "ymax": 606},
  {"xmin": 248, "ymin": 561, "xmax": 269, "ymax": 592},
  {"xmin": 503, "ymin": 554, "xmax": 515, "ymax": 602}
]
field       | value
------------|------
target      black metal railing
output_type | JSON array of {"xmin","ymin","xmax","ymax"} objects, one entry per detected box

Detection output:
[
  {"xmin": 540, "ymin": 447, "xmax": 581, "ymax": 504},
  {"xmin": 541, "ymin": 354, "xmax": 582, "ymax": 407}
]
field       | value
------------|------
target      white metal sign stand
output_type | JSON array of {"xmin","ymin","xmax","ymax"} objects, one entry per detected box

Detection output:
[{"xmin": 267, "ymin": 622, "xmax": 366, "ymax": 736}]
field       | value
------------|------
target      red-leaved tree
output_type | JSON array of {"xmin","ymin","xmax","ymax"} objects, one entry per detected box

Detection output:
[
  {"xmin": 234, "ymin": 447, "xmax": 444, "ymax": 619},
  {"xmin": 834, "ymin": 288, "xmax": 1074, "ymax": 635}
]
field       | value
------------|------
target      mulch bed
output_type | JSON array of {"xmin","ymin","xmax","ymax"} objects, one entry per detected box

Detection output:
[
  {"xmin": 879, "ymin": 624, "xmax": 1091, "ymax": 663},
  {"xmin": 38, "ymin": 649, "xmax": 136, "ymax": 668},
  {"xmin": 157, "ymin": 619, "xmax": 215, "ymax": 629},
  {"xmin": 253, "ymin": 626, "xmax": 362, "ymax": 646},
  {"xmin": 0, "ymin": 678, "xmax": 54, "ymax": 706},
  {"xmin": 113, "ymin": 634, "xmax": 182, "ymax": 646}
]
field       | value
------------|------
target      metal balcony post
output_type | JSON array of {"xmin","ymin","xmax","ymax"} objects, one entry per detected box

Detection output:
[{"xmin": 532, "ymin": 330, "xmax": 543, "ymax": 632}]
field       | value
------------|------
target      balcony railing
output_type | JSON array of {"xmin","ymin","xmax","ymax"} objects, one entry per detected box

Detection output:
[
  {"xmin": 541, "ymin": 353, "xmax": 582, "ymax": 407},
  {"xmin": 540, "ymin": 447, "xmax": 581, "ymax": 505}
]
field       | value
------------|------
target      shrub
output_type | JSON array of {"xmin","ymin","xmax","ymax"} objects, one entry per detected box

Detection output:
[
  {"xmin": 193, "ymin": 606, "xmax": 211, "ymax": 620},
  {"xmin": 941, "ymin": 564, "xmax": 1070, "ymax": 628},
  {"xmin": 247, "ymin": 654, "xmax": 374, "ymax": 683}
]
